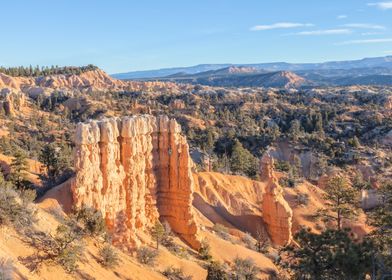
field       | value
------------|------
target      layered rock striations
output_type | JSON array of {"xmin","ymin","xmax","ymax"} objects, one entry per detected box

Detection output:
[
  {"xmin": 260, "ymin": 154, "xmax": 293, "ymax": 246},
  {"xmin": 72, "ymin": 115, "xmax": 200, "ymax": 249}
]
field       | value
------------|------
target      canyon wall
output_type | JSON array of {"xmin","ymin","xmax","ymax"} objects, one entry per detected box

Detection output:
[
  {"xmin": 71, "ymin": 115, "xmax": 200, "ymax": 249},
  {"xmin": 260, "ymin": 154, "xmax": 293, "ymax": 246}
]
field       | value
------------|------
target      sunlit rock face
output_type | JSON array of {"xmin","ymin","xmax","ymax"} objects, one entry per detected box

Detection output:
[
  {"xmin": 260, "ymin": 154, "xmax": 293, "ymax": 246},
  {"xmin": 71, "ymin": 115, "xmax": 200, "ymax": 249}
]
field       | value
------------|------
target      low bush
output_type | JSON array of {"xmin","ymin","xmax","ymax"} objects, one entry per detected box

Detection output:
[
  {"xmin": 296, "ymin": 193, "xmax": 310, "ymax": 206},
  {"xmin": 136, "ymin": 247, "xmax": 158, "ymax": 266},
  {"xmin": 231, "ymin": 257, "xmax": 259, "ymax": 280},
  {"xmin": 162, "ymin": 266, "xmax": 192, "ymax": 280},
  {"xmin": 212, "ymin": 224, "xmax": 231, "ymax": 241},
  {"xmin": 206, "ymin": 261, "xmax": 229, "ymax": 280},
  {"xmin": 199, "ymin": 239, "xmax": 212, "ymax": 261},
  {"xmin": 241, "ymin": 233, "xmax": 256, "ymax": 250},
  {"xmin": 99, "ymin": 244, "xmax": 120, "ymax": 268},
  {"xmin": 74, "ymin": 206, "xmax": 106, "ymax": 237},
  {"xmin": 0, "ymin": 183, "xmax": 36, "ymax": 229}
]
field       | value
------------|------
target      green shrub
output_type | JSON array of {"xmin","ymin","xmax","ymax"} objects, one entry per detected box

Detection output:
[
  {"xmin": 199, "ymin": 239, "xmax": 212, "ymax": 261},
  {"xmin": 274, "ymin": 160, "xmax": 291, "ymax": 172},
  {"xmin": 241, "ymin": 233, "xmax": 256, "ymax": 251},
  {"xmin": 296, "ymin": 193, "xmax": 309, "ymax": 206},
  {"xmin": 74, "ymin": 206, "xmax": 106, "ymax": 237},
  {"xmin": 0, "ymin": 183, "xmax": 36, "ymax": 229},
  {"xmin": 23, "ymin": 221, "xmax": 85, "ymax": 273},
  {"xmin": 231, "ymin": 257, "xmax": 259, "ymax": 280},
  {"xmin": 99, "ymin": 244, "xmax": 119, "ymax": 268},
  {"xmin": 162, "ymin": 266, "xmax": 192, "ymax": 280},
  {"xmin": 136, "ymin": 247, "xmax": 158, "ymax": 266},
  {"xmin": 212, "ymin": 224, "xmax": 231, "ymax": 241},
  {"xmin": 150, "ymin": 220, "xmax": 165, "ymax": 249},
  {"xmin": 206, "ymin": 261, "xmax": 229, "ymax": 280}
]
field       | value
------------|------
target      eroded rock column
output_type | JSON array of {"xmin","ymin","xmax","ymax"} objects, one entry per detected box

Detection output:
[
  {"xmin": 71, "ymin": 115, "xmax": 200, "ymax": 249},
  {"xmin": 261, "ymin": 154, "xmax": 293, "ymax": 246}
]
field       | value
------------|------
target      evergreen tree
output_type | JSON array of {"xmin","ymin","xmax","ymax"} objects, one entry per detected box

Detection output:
[
  {"xmin": 9, "ymin": 150, "xmax": 29, "ymax": 189},
  {"xmin": 318, "ymin": 176, "xmax": 358, "ymax": 229},
  {"xmin": 368, "ymin": 182, "xmax": 392, "ymax": 278},
  {"xmin": 230, "ymin": 140, "xmax": 258, "ymax": 178},
  {"xmin": 150, "ymin": 220, "xmax": 165, "ymax": 249},
  {"xmin": 289, "ymin": 120, "xmax": 302, "ymax": 141},
  {"xmin": 40, "ymin": 143, "xmax": 59, "ymax": 179},
  {"xmin": 284, "ymin": 228, "xmax": 373, "ymax": 280}
]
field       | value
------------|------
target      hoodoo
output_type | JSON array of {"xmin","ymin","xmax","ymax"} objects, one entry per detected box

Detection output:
[
  {"xmin": 261, "ymin": 154, "xmax": 293, "ymax": 246},
  {"xmin": 71, "ymin": 115, "xmax": 200, "ymax": 249}
]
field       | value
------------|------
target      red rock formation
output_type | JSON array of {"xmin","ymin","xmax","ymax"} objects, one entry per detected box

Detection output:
[
  {"xmin": 71, "ymin": 115, "xmax": 200, "ymax": 249},
  {"xmin": 0, "ymin": 69, "xmax": 183, "ymax": 94},
  {"xmin": 260, "ymin": 154, "xmax": 293, "ymax": 246}
]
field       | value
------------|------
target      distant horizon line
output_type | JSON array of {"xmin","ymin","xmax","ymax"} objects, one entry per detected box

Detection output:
[{"xmin": 1, "ymin": 54, "xmax": 392, "ymax": 75}]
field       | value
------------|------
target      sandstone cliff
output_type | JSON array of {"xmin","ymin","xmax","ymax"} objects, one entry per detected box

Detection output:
[
  {"xmin": 260, "ymin": 154, "xmax": 293, "ymax": 246},
  {"xmin": 71, "ymin": 115, "xmax": 200, "ymax": 249}
]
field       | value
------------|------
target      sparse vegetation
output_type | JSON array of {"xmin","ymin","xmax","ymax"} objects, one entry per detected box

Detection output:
[
  {"xmin": 162, "ymin": 266, "xmax": 192, "ymax": 280},
  {"xmin": 199, "ymin": 239, "xmax": 212, "ymax": 261},
  {"xmin": 231, "ymin": 257, "xmax": 259, "ymax": 280},
  {"xmin": 212, "ymin": 224, "xmax": 231, "ymax": 241},
  {"xmin": 206, "ymin": 261, "xmax": 229, "ymax": 280},
  {"xmin": 283, "ymin": 228, "xmax": 374, "ymax": 280},
  {"xmin": 296, "ymin": 193, "xmax": 309, "ymax": 206},
  {"xmin": 99, "ymin": 244, "xmax": 120, "ymax": 268},
  {"xmin": 150, "ymin": 220, "xmax": 165, "ymax": 249},
  {"xmin": 317, "ymin": 176, "xmax": 358, "ymax": 229},
  {"xmin": 74, "ymin": 206, "xmax": 106, "ymax": 237},
  {"xmin": 23, "ymin": 220, "xmax": 86, "ymax": 273},
  {"xmin": 0, "ymin": 178, "xmax": 36, "ymax": 229},
  {"xmin": 136, "ymin": 247, "xmax": 159, "ymax": 266},
  {"xmin": 241, "ymin": 233, "xmax": 256, "ymax": 251}
]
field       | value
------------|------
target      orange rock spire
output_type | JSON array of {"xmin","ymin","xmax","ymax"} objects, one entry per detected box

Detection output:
[{"xmin": 261, "ymin": 154, "xmax": 293, "ymax": 246}]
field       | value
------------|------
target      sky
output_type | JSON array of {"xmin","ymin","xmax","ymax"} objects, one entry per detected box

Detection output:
[{"xmin": 1, "ymin": 0, "xmax": 392, "ymax": 73}]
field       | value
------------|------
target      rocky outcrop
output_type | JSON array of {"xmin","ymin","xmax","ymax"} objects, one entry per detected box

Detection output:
[
  {"xmin": 0, "ymin": 89, "xmax": 26, "ymax": 116},
  {"xmin": 0, "ymin": 69, "xmax": 182, "ymax": 94},
  {"xmin": 71, "ymin": 115, "xmax": 200, "ymax": 249},
  {"xmin": 260, "ymin": 154, "xmax": 293, "ymax": 246}
]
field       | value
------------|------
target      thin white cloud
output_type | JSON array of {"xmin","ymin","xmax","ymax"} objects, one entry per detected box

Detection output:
[
  {"xmin": 337, "ymin": 38, "xmax": 392, "ymax": 45},
  {"xmin": 293, "ymin": 29, "xmax": 352, "ymax": 36},
  {"xmin": 368, "ymin": 2, "xmax": 392, "ymax": 9},
  {"xmin": 337, "ymin": 15, "xmax": 348, "ymax": 19},
  {"xmin": 250, "ymin": 22, "xmax": 313, "ymax": 31},
  {"xmin": 343, "ymin": 23, "xmax": 386, "ymax": 29},
  {"xmin": 361, "ymin": 32, "xmax": 383, "ymax": 35},
  {"xmin": 384, "ymin": 50, "xmax": 392, "ymax": 53}
]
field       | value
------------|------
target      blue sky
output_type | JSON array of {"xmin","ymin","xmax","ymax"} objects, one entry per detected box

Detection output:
[{"xmin": 1, "ymin": 0, "xmax": 392, "ymax": 73}]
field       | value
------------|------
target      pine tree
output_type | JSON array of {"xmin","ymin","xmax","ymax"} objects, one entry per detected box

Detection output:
[
  {"xmin": 230, "ymin": 140, "xmax": 258, "ymax": 178},
  {"xmin": 284, "ymin": 228, "xmax": 373, "ymax": 280},
  {"xmin": 9, "ymin": 150, "xmax": 29, "ymax": 189},
  {"xmin": 368, "ymin": 182, "xmax": 392, "ymax": 277},
  {"xmin": 40, "ymin": 143, "xmax": 59, "ymax": 179},
  {"xmin": 150, "ymin": 220, "xmax": 165, "ymax": 249},
  {"xmin": 318, "ymin": 176, "xmax": 358, "ymax": 229}
]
